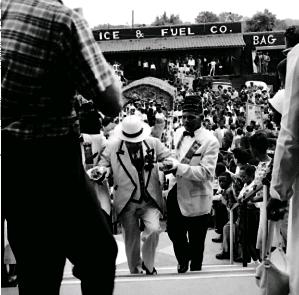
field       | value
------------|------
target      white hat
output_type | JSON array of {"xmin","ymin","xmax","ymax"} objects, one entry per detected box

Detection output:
[
  {"xmin": 113, "ymin": 115, "xmax": 152, "ymax": 143},
  {"xmin": 268, "ymin": 89, "xmax": 285, "ymax": 115}
]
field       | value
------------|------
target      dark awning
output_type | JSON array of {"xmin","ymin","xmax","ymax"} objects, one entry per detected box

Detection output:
[
  {"xmin": 97, "ymin": 33, "xmax": 245, "ymax": 53},
  {"xmin": 256, "ymin": 45, "xmax": 286, "ymax": 51}
]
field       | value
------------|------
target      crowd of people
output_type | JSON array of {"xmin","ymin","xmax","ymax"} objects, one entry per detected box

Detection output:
[
  {"xmin": 118, "ymin": 54, "xmax": 230, "ymax": 84},
  {"xmin": 168, "ymin": 55, "xmax": 223, "ymax": 77},
  {"xmin": 2, "ymin": 1, "xmax": 299, "ymax": 295},
  {"xmin": 71, "ymin": 73, "xmax": 284, "ymax": 274}
]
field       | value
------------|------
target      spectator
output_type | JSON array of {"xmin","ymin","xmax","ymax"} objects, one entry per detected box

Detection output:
[
  {"xmin": 269, "ymin": 27, "xmax": 299, "ymax": 295},
  {"xmin": 215, "ymin": 172, "xmax": 238, "ymax": 260},
  {"xmin": 248, "ymin": 132, "xmax": 272, "ymax": 260},
  {"xmin": 235, "ymin": 164, "xmax": 260, "ymax": 263},
  {"xmin": 209, "ymin": 58, "xmax": 217, "ymax": 76}
]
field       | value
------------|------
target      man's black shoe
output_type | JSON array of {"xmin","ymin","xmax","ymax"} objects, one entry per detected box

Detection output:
[
  {"xmin": 190, "ymin": 265, "xmax": 202, "ymax": 271},
  {"xmin": 234, "ymin": 256, "xmax": 251, "ymax": 263},
  {"xmin": 177, "ymin": 262, "xmax": 189, "ymax": 273},
  {"xmin": 216, "ymin": 251, "xmax": 230, "ymax": 260},
  {"xmin": 141, "ymin": 261, "xmax": 157, "ymax": 275}
]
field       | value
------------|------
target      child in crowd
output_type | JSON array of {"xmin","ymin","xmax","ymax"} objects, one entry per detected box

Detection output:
[{"xmin": 215, "ymin": 172, "xmax": 239, "ymax": 260}]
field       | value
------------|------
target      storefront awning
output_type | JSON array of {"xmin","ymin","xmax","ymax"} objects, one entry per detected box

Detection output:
[
  {"xmin": 256, "ymin": 45, "xmax": 286, "ymax": 51},
  {"xmin": 97, "ymin": 33, "xmax": 245, "ymax": 53}
]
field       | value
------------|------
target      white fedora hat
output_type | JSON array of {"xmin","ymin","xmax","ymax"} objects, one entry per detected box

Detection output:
[{"xmin": 114, "ymin": 115, "xmax": 152, "ymax": 143}]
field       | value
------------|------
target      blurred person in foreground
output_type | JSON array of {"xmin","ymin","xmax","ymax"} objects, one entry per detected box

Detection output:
[
  {"xmin": 1, "ymin": 0, "xmax": 122, "ymax": 294},
  {"xmin": 268, "ymin": 26, "xmax": 299, "ymax": 295}
]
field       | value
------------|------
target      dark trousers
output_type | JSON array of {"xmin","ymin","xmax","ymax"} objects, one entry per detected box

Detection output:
[
  {"xmin": 2, "ymin": 132, "xmax": 117, "ymax": 295},
  {"xmin": 212, "ymin": 200, "xmax": 228, "ymax": 233},
  {"xmin": 239, "ymin": 205, "xmax": 260, "ymax": 262},
  {"xmin": 166, "ymin": 186, "xmax": 210, "ymax": 270}
]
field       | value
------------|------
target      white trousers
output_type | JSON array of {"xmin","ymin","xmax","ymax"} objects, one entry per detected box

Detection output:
[{"xmin": 119, "ymin": 199, "xmax": 161, "ymax": 274}]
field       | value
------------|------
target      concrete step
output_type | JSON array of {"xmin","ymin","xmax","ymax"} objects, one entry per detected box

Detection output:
[
  {"xmin": 61, "ymin": 265, "xmax": 259, "ymax": 295},
  {"xmin": 115, "ymin": 263, "xmax": 256, "ymax": 277},
  {"xmin": 2, "ymin": 265, "xmax": 259, "ymax": 295},
  {"xmin": 61, "ymin": 263, "xmax": 257, "ymax": 279}
]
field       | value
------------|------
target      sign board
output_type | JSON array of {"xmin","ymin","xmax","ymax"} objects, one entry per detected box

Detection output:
[
  {"xmin": 93, "ymin": 22, "xmax": 242, "ymax": 41},
  {"xmin": 244, "ymin": 32, "xmax": 285, "ymax": 48},
  {"xmin": 246, "ymin": 103, "xmax": 264, "ymax": 128}
]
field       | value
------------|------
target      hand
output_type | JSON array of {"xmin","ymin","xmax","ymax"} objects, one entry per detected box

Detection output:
[
  {"xmin": 161, "ymin": 157, "xmax": 179, "ymax": 172},
  {"xmin": 267, "ymin": 198, "xmax": 288, "ymax": 221},
  {"xmin": 87, "ymin": 166, "xmax": 108, "ymax": 182}
]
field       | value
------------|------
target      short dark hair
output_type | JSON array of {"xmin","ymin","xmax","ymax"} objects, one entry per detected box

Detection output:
[
  {"xmin": 285, "ymin": 26, "xmax": 299, "ymax": 49},
  {"xmin": 240, "ymin": 164, "xmax": 256, "ymax": 178},
  {"xmin": 236, "ymin": 128, "xmax": 243, "ymax": 136},
  {"xmin": 249, "ymin": 131, "xmax": 269, "ymax": 154},
  {"xmin": 232, "ymin": 148, "xmax": 251, "ymax": 165},
  {"xmin": 246, "ymin": 125, "xmax": 254, "ymax": 133},
  {"xmin": 219, "ymin": 171, "xmax": 232, "ymax": 183}
]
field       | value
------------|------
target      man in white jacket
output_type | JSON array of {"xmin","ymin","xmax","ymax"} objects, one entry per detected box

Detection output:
[
  {"xmin": 269, "ymin": 26, "xmax": 299, "ymax": 295},
  {"xmin": 165, "ymin": 95, "xmax": 219, "ymax": 273}
]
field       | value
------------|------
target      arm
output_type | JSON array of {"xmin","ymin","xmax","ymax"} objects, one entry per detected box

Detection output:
[
  {"xmin": 94, "ymin": 134, "xmax": 107, "ymax": 165},
  {"xmin": 64, "ymin": 12, "xmax": 123, "ymax": 117},
  {"xmin": 270, "ymin": 47, "xmax": 299, "ymax": 201},
  {"xmin": 155, "ymin": 138, "xmax": 171, "ymax": 162},
  {"xmin": 176, "ymin": 139, "xmax": 220, "ymax": 181},
  {"xmin": 98, "ymin": 141, "xmax": 112, "ymax": 168}
]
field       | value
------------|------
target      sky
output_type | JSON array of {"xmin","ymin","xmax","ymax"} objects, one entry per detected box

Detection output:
[{"xmin": 63, "ymin": 0, "xmax": 298, "ymax": 28}]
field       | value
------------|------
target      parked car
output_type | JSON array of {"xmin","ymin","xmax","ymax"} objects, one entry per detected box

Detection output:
[
  {"xmin": 245, "ymin": 80, "xmax": 268, "ymax": 91},
  {"xmin": 211, "ymin": 81, "xmax": 233, "ymax": 91}
]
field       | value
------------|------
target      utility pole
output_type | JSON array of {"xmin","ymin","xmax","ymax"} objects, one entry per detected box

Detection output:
[{"xmin": 132, "ymin": 10, "xmax": 134, "ymax": 28}]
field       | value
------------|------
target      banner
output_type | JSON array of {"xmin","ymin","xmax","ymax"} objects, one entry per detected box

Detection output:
[
  {"xmin": 93, "ymin": 22, "xmax": 242, "ymax": 41},
  {"xmin": 246, "ymin": 103, "xmax": 264, "ymax": 128}
]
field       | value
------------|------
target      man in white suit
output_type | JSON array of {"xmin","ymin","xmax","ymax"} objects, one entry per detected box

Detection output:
[
  {"xmin": 164, "ymin": 95, "xmax": 220, "ymax": 273},
  {"xmin": 93, "ymin": 115, "xmax": 170, "ymax": 274},
  {"xmin": 269, "ymin": 26, "xmax": 299, "ymax": 295}
]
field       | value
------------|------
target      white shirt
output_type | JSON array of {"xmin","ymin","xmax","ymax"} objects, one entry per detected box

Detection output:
[
  {"xmin": 150, "ymin": 63, "xmax": 156, "ymax": 70},
  {"xmin": 175, "ymin": 127, "xmax": 201, "ymax": 162},
  {"xmin": 188, "ymin": 58, "xmax": 195, "ymax": 67},
  {"xmin": 210, "ymin": 61, "xmax": 216, "ymax": 67}
]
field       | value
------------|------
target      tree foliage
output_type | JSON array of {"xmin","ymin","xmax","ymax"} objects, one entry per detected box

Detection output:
[
  {"xmin": 218, "ymin": 12, "xmax": 243, "ymax": 22},
  {"xmin": 245, "ymin": 9, "xmax": 277, "ymax": 32},
  {"xmin": 274, "ymin": 19, "xmax": 288, "ymax": 30},
  {"xmin": 151, "ymin": 12, "xmax": 183, "ymax": 26},
  {"xmin": 195, "ymin": 11, "xmax": 219, "ymax": 23},
  {"xmin": 92, "ymin": 9, "xmax": 298, "ymax": 32}
]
